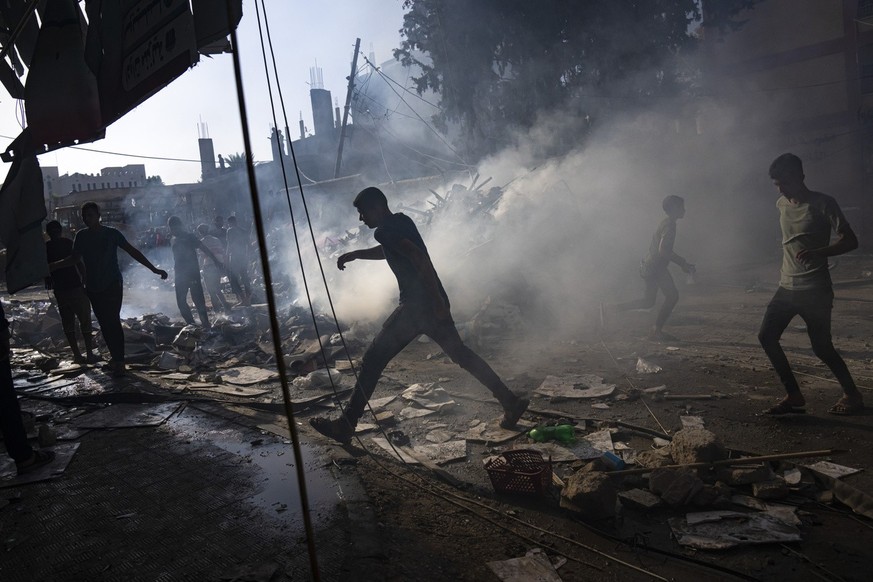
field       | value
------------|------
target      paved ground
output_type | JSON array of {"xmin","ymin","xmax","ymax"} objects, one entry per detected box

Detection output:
[{"xmin": 0, "ymin": 374, "xmax": 370, "ymax": 582}]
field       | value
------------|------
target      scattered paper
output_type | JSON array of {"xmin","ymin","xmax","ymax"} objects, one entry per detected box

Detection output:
[
  {"xmin": 636, "ymin": 358, "xmax": 662, "ymax": 374},
  {"xmin": 535, "ymin": 374, "xmax": 615, "ymax": 399},
  {"xmin": 669, "ymin": 510, "xmax": 801, "ymax": 549}
]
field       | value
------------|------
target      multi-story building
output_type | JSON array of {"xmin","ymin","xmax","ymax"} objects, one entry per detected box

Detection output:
[{"xmin": 703, "ymin": 0, "xmax": 873, "ymax": 244}]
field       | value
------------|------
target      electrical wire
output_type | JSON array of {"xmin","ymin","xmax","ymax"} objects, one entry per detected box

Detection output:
[
  {"xmin": 225, "ymin": 2, "xmax": 321, "ymax": 580},
  {"xmin": 254, "ymin": 1, "xmax": 410, "ymax": 466},
  {"xmin": 0, "ymin": 132, "xmax": 202, "ymax": 163}
]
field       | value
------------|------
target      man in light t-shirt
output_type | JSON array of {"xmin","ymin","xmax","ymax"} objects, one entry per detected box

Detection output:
[{"xmin": 760, "ymin": 153, "xmax": 864, "ymax": 416}]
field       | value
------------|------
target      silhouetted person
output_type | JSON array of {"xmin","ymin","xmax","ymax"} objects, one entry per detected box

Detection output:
[
  {"xmin": 613, "ymin": 195, "xmax": 694, "ymax": 341},
  {"xmin": 225, "ymin": 216, "xmax": 251, "ymax": 306},
  {"xmin": 45, "ymin": 220, "xmax": 96, "ymax": 365},
  {"xmin": 0, "ymin": 302, "xmax": 55, "ymax": 474},
  {"xmin": 168, "ymin": 216, "xmax": 222, "ymax": 328},
  {"xmin": 760, "ymin": 153, "xmax": 864, "ymax": 416},
  {"xmin": 310, "ymin": 187, "xmax": 528, "ymax": 444},
  {"xmin": 197, "ymin": 224, "xmax": 231, "ymax": 314},
  {"xmin": 49, "ymin": 202, "xmax": 168, "ymax": 377}
]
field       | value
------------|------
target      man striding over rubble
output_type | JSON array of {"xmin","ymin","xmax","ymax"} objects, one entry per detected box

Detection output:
[
  {"xmin": 49, "ymin": 202, "xmax": 168, "ymax": 377},
  {"xmin": 310, "ymin": 187, "xmax": 528, "ymax": 443},
  {"xmin": 760, "ymin": 153, "xmax": 864, "ymax": 416}
]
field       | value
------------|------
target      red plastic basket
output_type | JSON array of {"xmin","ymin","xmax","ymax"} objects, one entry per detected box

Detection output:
[{"xmin": 485, "ymin": 449, "xmax": 551, "ymax": 496}]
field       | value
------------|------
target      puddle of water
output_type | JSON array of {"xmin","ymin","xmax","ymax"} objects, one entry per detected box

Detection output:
[{"xmin": 166, "ymin": 406, "xmax": 340, "ymax": 524}]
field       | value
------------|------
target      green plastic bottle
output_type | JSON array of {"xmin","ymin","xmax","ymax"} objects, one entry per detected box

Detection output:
[{"xmin": 527, "ymin": 424, "xmax": 575, "ymax": 444}]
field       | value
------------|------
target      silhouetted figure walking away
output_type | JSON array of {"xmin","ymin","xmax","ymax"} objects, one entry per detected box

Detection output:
[
  {"xmin": 760, "ymin": 153, "xmax": 864, "ymax": 416},
  {"xmin": 613, "ymin": 195, "xmax": 694, "ymax": 341},
  {"xmin": 197, "ymin": 224, "xmax": 232, "ymax": 314},
  {"xmin": 225, "ymin": 216, "xmax": 251, "ymax": 306},
  {"xmin": 45, "ymin": 220, "xmax": 96, "ymax": 365},
  {"xmin": 310, "ymin": 187, "xmax": 528, "ymax": 444},
  {"xmin": 48, "ymin": 202, "xmax": 167, "ymax": 377}
]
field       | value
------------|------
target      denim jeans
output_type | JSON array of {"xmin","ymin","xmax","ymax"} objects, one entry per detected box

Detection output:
[
  {"xmin": 87, "ymin": 280, "xmax": 124, "ymax": 362},
  {"xmin": 343, "ymin": 302, "xmax": 515, "ymax": 425},
  {"xmin": 758, "ymin": 286, "xmax": 856, "ymax": 394}
]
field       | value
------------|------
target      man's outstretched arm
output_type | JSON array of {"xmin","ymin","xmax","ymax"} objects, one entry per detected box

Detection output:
[
  {"xmin": 119, "ymin": 240, "xmax": 168, "ymax": 279},
  {"xmin": 337, "ymin": 246, "xmax": 384, "ymax": 270}
]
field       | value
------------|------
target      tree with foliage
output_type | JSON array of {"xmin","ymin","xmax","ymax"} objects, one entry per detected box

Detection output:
[
  {"xmin": 223, "ymin": 152, "xmax": 255, "ymax": 172},
  {"xmin": 395, "ymin": 0, "xmax": 761, "ymax": 157}
]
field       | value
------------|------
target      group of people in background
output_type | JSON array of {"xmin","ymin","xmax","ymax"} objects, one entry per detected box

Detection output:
[{"xmin": 43, "ymin": 204, "xmax": 254, "ymax": 377}]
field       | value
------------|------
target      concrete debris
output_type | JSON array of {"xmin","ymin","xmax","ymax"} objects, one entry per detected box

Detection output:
[
  {"xmin": 635, "ymin": 448, "xmax": 675, "ymax": 469},
  {"xmin": 752, "ymin": 479, "xmax": 790, "ymax": 500},
  {"xmin": 670, "ymin": 428, "xmax": 727, "ymax": 465},
  {"xmin": 649, "ymin": 468, "xmax": 704, "ymax": 506},
  {"xmin": 618, "ymin": 488, "xmax": 663, "ymax": 511},
  {"xmin": 560, "ymin": 470, "xmax": 617, "ymax": 519},
  {"xmin": 804, "ymin": 461, "xmax": 863, "ymax": 480},
  {"xmin": 717, "ymin": 464, "xmax": 775, "ymax": 486},
  {"xmin": 783, "ymin": 468, "xmax": 802, "ymax": 486}
]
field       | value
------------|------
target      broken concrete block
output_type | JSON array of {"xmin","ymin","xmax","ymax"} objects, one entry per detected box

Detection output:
[
  {"xmin": 752, "ymin": 479, "xmax": 790, "ymax": 500},
  {"xmin": 618, "ymin": 488, "xmax": 662, "ymax": 511},
  {"xmin": 691, "ymin": 482, "xmax": 732, "ymax": 507},
  {"xmin": 560, "ymin": 471, "xmax": 617, "ymax": 520},
  {"xmin": 670, "ymin": 428, "xmax": 726, "ymax": 465},
  {"xmin": 649, "ymin": 468, "xmax": 704, "ymax": 507},
  {"xmin": 635, "ymin": 447, "xmax": 675, "ymax": 469},
  {"xmin": 717, "ymin": 464, "xmax": 775, "ymax": 486},
  {"xmin": 157, "ymin": 351, "xmax": 184, "ymax": 370}
]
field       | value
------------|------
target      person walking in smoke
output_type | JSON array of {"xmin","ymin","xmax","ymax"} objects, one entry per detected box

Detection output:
[
  {"xmin": 45, "ymin": 220, "xmax": 97, "ymax": 365},
  {"xmin": 225, "ymin": 216, "xmax": 251, "ymax": 306},
  {"xmin": 309, "ymin": 187, "xmax": 529, "ymax": 444},
  {"xmin": 760, "ymin": 153, "xmax": 864, "ymax": 416},
  {"xmin": 197, "ymin": 224, "xmax": 232, "ymax": 314},
  {"xmin": 48, "ymin": 202, "xmax": 168, "ymax": 377},
  {"xmin": 612, "ymin": 195, "xmax": 695, "ymax": 341},
  {"xmin": 167, "ymin": 216, "xmax": 223, "ymax": 329}
]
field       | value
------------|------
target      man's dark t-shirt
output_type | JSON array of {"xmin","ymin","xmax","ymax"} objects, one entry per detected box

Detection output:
[
  {"xmin": 73, "ymin": 226, "xmax": 127, "ymax": 292},
  {"xmin": 374, "ymin": 213, "xmax": 449, "ymax": 306},
  {"xmin": 172, "ymin": 232, "xmax": 201, "ymax": 277},
  {"xmin": 46, "ymin": 237, "xmax": 82, "ymax": 291}
]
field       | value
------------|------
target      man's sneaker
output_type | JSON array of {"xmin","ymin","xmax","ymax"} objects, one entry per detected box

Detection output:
[
  {"xmin": 500, "ymin": 395, "xmax": 529, "ymax": 429},
  {"xmin": 85, "ymin": 352, "xmax": 100, "ymax": 365},
  {"xmin": 309, "ymin": 416, "xmax": 354, "ymax": 444},
  {"xmin": 72, "ymin": 355, "xmax": 86, "ymax": 366}
]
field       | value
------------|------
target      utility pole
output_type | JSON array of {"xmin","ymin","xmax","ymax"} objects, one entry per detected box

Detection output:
[{"xmin": 334, "ymin": 37, "xmax": 360, "ymax": 179}]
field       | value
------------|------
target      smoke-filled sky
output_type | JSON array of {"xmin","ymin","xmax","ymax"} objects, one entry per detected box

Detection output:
[{"xmin": 0, "ymin": 0, "xmax": 407, "ymax": 186}]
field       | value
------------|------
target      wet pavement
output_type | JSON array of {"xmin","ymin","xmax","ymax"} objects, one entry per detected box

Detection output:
[{"xmin": 0, "ymin": 378, "xmax": 368, "ymax": 581}]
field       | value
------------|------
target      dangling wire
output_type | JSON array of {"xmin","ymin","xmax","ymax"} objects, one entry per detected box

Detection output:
[
  {"xmin": 225, "ymin": 1, "xmax": 321, "ymax": 580},
  {"xmin": 256, "ymin": 0, "xmax": 414, "ymax": 461}
]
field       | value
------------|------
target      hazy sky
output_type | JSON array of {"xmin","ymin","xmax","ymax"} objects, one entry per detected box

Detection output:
[{"xmin": 0, "ymin": 0, "xmax": 408, "ymax": 186}]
